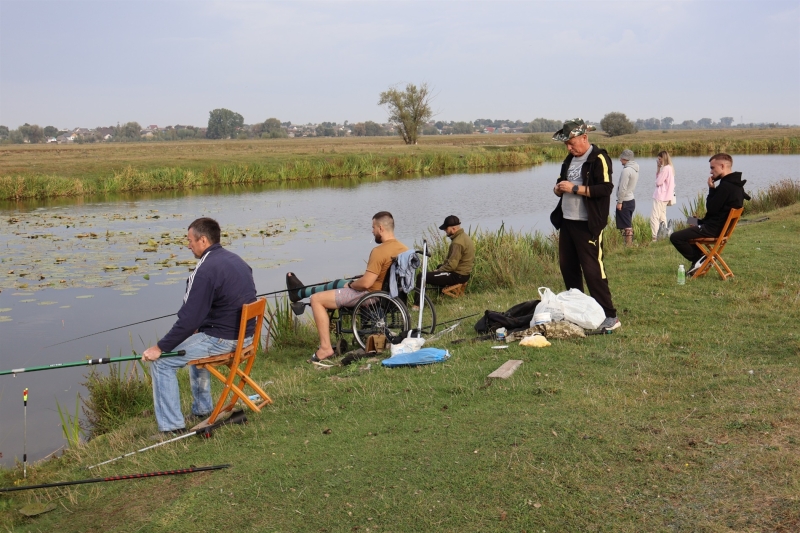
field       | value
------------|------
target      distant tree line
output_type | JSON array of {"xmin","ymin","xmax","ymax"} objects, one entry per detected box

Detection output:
[
  {"xmin": 1, "ymin": 106, "xmax": 792, "ymax": 145},
  {"xmin": 597, "ymin": 112, "xmax": 779, "ymax": 137}
]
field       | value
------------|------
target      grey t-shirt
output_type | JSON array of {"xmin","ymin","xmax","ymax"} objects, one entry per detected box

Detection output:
[{"xmin": 562, "ymin": 146, "xmax": 592, "ymax": 221}]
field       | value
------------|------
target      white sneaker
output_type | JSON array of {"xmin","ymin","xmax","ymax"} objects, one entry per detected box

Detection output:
[{"xmin": 600, "ymin": 317, "xmax": 621, "ymax": 331}]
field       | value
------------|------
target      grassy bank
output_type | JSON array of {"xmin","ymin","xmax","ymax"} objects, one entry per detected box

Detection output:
[
  {"xmin": 2, "ymin": 198, "xmax": 799, "ymax": 531},
  {"xmin": 1, "ymin": 128, "xmax": 798, "ymax": 200}
]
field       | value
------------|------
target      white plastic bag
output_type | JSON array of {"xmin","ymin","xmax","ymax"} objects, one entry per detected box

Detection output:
[
  {"xmin": 533, "ymin": 287, "xmax": 565, "ymax": 325},
  {"xmin": 533, "ymin": 287, "xmax": 605, "ymax": 330},
  {"xmin": 390, "ymin": 332, "xmax": 425, "ymax": 356},
  {"xmin": 558, "ymin": 288, "xmax": 606, "ymax": 329}
]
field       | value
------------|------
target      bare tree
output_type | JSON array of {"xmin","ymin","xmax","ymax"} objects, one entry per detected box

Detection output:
[{"xmin": 378, "ymin": 83, "xmax": 434, "ymax": 145}]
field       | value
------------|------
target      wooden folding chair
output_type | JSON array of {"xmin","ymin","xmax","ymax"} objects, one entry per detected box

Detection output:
[
  {"xmin": 441, "ymin": 280, "xmax": 469, "ymax": 298},
  {"xmin": 689, "ymin": 207, "xmax": 743, "ymax": 280},
  {"xmin": 188, "ymin": 298, "xmax": 273, "ymax": 429}
]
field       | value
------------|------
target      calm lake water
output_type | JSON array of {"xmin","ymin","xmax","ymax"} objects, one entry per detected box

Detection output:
[{"xmin": 1, "ymin": 153, "xmax": 797, "ymax": 467}]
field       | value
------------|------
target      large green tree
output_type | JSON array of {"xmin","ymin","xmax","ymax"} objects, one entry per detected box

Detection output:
[
  {"xmin": 43, "ymin": 126, "xmax": 59, "ymax": 138},
  {"xmin": 600, "ymin": 112, "xmax": 636, "ymax": 137},
  {"xmin": 261, "ymin": 117, "xmax": 287, "ymax": 138},
  {"xmin": 206, "ymin": 108, "xmax": 244, "ymax": 139},
  {"xmin": 19, "ymin": 123, "xmax": 45, "ymax": 143},
  {"xmin": 378, "ymin": 83, "xmax": 434, "ymax": 144}
]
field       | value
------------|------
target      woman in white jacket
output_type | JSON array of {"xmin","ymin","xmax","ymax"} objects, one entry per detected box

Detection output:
[{"xmin": 650, "ymin": 150, "xmax": 675, "ymax": 241}]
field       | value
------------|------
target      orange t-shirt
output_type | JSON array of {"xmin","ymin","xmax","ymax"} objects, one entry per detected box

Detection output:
[{"xmin": 365, "ymin": 239, "xmax": 408, "ymax": 292}]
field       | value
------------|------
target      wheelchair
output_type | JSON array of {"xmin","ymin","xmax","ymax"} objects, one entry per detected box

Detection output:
[
  {"xmin": 293, "ymin": 251, "xmax": 437, "ymax": 353},
  {"xmin": 329, "ymin": 279, "xmax": 436, "ymax": 353}
]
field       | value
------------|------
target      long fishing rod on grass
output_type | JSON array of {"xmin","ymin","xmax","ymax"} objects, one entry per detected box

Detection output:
[
  {"xmin": 41, "ymin": 278, "xmax": 357, "ymax": 349},
  {"xmin": 23, "ymin": 388, "xmax": 28, "ymax": 479},
  {"xmin": 0, "ymin": 350, "xmax": 185, "ymax": 377},
  {"xmin": 0, "ymin": 464, "xmax": 231, "ymax": 493},
  {"xmin": 87, "ymin": 410, "xmax": 247, "ymax": 470}
]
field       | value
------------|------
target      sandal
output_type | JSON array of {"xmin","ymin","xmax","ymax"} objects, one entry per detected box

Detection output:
[{"xmin": 307, "ymin": 349, "xmax": 334, "ymax": 364}]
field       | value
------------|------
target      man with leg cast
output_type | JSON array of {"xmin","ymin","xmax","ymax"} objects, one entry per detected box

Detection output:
[{"xmin": 288, "ymin": 211, "xmax": 408, "ymax": 363}]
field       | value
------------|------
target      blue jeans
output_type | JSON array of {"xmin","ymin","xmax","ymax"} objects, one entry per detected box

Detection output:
[{"xmin": 150, "ymin": 333, "xmax": 251, "ymax": 432}]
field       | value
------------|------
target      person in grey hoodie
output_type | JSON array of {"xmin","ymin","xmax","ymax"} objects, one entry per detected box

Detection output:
[{"xmin": 615, "ymin": 149, "xmax": 639, "ymax": 246}]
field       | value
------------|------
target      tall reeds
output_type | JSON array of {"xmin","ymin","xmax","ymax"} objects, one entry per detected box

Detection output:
[
  {"xmin": 420, "ymin": 224, "xmax": 559, "ymax": 291},
  {"xmin": 82, "ymin": 360, "xmax": 152, "ymax": 436}
]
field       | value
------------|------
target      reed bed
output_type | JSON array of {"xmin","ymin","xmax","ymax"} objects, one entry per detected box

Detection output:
[
  {"xmin": 4, "ymin": 132, "xmax": 796, "ymax": 200},
  {"xmin": 0, "ymin": 150, "xmax": 549, "ymax": 200}
]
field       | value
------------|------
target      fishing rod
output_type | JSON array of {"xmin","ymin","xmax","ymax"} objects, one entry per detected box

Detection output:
[
  {"xmin": 0, "ymin": 464, "xmax": 230, "ymax": 493},
  {"xmin": 87, "ymin": 410, "xmax": 247, "ymax": 470},
  {"xmin": 23, "ymin": 389, "xmax": 28, "ymax": 479},
  {"xmin": 42, "ymin": 279, "xmax": 354, "ymax": 349},
  {"xmin": 0, "ymin": 350, "xmax": 185, "ymax": 377}
]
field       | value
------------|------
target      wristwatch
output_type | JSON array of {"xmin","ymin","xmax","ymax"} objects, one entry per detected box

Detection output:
[{"xmin": 572, "ymin": 185, "xmax": 579, "ymax": 194}]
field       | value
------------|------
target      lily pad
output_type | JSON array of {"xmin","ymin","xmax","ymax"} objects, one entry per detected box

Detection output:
[
  {"xmin": 76, "ymin": 295, "xmax": 94, "ymax": 299},
  {"xmin": 18, "ymin": 502, "xmax": 57, "ymax": 516},
  {"xmin": 0, "ymin": 308, "xmax": 11, "ymax": 312},
  {"xmin": 59, "ymin": 305, "xmax": 71, "ymax": 308},
  {"xmin": 19, "ymin": 299, "xmax": 36, "ymax": 303},
  {"xmin": 38, "ymin": 301, "xmax": 58, "ymax": 306},
  {"xmin": 0, "ymin": 316, "xmax": 12, "ymax": 322}
]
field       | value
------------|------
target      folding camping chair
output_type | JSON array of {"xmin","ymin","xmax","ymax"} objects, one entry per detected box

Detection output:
[
  {"xmin": 689, "ymin": 207, "xmax": 743, "ymax": 280},
  {"xmin": 441, "ymin": 280, "xmax": 469, "ymax": 298},
  {"xmin": 188, "ymin": 298, "xmax": 273, "ymax": 429}
]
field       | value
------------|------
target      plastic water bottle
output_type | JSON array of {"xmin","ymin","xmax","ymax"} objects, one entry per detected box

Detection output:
[{"xmin": 677, "ymin": 264, "xmax": 686, "ymax": 285}]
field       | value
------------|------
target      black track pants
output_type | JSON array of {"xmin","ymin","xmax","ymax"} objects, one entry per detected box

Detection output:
[
  {"xmin": 414, "ymin": 271, "xmax": 470, "ymax": 304},
  {"xmin": 670, "ymin": 225, "xmax": 718, "ymax": 264},
  {"xmin": 558, "ymin": 219, "xmax": 616, "ymax": 318}
]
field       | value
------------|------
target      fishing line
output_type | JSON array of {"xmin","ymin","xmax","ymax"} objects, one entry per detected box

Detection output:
[{"xmin": 41, "ymin": 279, "xmax": 353, "ymax": 349}]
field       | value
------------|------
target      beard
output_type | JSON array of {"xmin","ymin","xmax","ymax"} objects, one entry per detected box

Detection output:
[{"xmin": 374, "ymin": 234, "xmax": 383, "ymax": 244}]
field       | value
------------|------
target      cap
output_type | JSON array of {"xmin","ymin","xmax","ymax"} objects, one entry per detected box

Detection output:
[
  {"xmin": 552, "ymin": 118, "xmax": 596, "ymax": 142},
  {"xmin": 439, "ymin": 215, "xmax": 461, "ymax": 230},
  {"xmin": 620, "ymin": 149, "xmax": 634, "ymax": 160}
]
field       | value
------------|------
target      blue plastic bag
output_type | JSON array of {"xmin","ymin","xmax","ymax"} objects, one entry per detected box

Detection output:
[{"xmin": 381, "ymin": 348, "xmax": 451, "ymax": 367}]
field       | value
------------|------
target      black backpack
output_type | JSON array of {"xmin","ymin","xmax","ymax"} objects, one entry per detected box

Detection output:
[{"xmin": 474, "ymin": 300, "xmax": 540, "ymax": 334}]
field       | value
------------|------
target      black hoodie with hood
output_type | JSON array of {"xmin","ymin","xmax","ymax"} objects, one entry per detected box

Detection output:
[{"xmin": 699, "ymin": 171, "xmax": 751, "ymax": 234}]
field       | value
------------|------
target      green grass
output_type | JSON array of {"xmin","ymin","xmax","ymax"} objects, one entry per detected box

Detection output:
[
  {"xmin": 1, "ymin": 129, "xmax": 798, "ymax": 200},
  {"xmin": 2, "ymin": 201, "xmax": 798, "ymax": 531}
]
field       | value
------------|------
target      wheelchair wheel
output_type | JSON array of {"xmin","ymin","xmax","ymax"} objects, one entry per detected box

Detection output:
[
  {"xmin": 405, "ymin": 289, "xmax": 437, "ymax": 336},
  {"xmin": 351, "ymin": 292, "xmax": 409, "ymax": 349}
]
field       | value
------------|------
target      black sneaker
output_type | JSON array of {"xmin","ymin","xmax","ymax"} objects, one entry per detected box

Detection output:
[
  {"xmin": 286, "ymin": 272, "xmax": 305, "ymax": 302},
  {"xmin": 186, "ymin": 413, "xmax": 212, "ymax": 424},
  {"xmin": 149, "ymin": 428, "xmax": 189, "ymax": 441},
  {"xmin": 687, "ymin": 258, "xmax": 705, "ymax": 277}
]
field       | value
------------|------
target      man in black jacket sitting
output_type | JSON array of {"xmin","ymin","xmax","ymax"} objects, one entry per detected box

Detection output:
[
  {"xmin": 670, "ymin": 153, "xmax": 750, "ymax": 276},
  {"xmin": 142, "ymin": 217, "xmax": 256, "ymax": 436}
]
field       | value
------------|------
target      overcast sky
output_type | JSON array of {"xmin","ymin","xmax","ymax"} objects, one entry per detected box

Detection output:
[{"xmin": 1, "ymin": 0, "xmax": 798, "ymax": 129}]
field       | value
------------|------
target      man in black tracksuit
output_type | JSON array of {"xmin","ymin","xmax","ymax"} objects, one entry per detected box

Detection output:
[
  {"xmin": 142, "ymin": 217, "xmax": 256, "ymax": 435},
  {"xmin": 670, "ymin": 153, "xmax": 750, "ymax": 275},
  {"xmin": 550, "ymin": 118, "xmax": 620, "ymax": 330}
]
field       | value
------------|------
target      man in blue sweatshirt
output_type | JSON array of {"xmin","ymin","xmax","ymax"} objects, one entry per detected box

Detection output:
[{"xmin": 142, "ymin": 217, "xmax": 256, "ymax": 435}]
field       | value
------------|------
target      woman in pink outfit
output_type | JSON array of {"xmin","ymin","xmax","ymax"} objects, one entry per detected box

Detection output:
[{"xmin": 650, "ymin": 150, "xmax": 675, "ymax": 241}]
